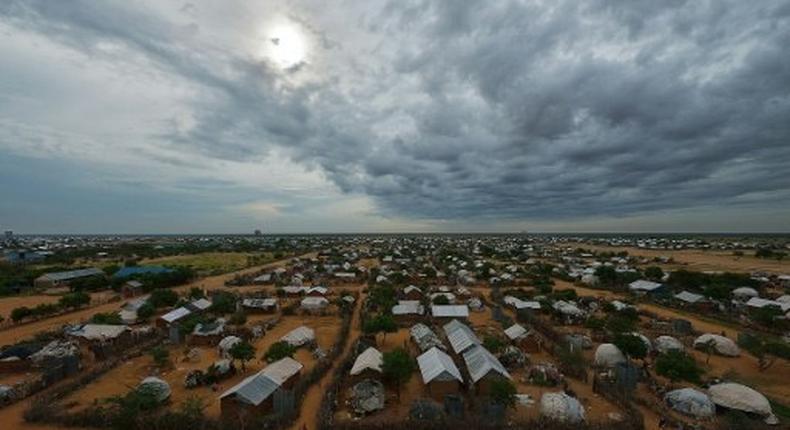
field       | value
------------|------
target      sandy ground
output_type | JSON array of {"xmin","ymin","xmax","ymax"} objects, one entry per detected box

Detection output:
[
  {"xmin": 567, "ymin": 242, "xmax": 790, "ymax": 274},
  {"xmin": 0, "ymin": 291, "xmax": 117, "ymax": 327}
]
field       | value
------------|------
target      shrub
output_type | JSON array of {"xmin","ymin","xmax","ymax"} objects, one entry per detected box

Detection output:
[
  {"xmin": 11, "ymin": 306, "xmax": 33, "ymax": 322},
  {"xmin": 264, "ymin": 341, "xmax": 296, "ymax": 363},
  {"xmin": 613, "ymin": 333, "xmax": 647, "ymax": 360},
  {"xmin": 92, "ymin": 312, "xmax": 123, "ymax": 325},
  {"xmin": 151, "ymin": 346, "xmax": 171, "ymax": 368},
  {"xmin": 382, "ymin": 348, "xmax": 415, "ymax": 398},
  {"xmin": 148, "ymin": 288, "xmax": 178, "ymax": 308},
  {"xmin": 229, "ymin": 311, "xmax": 247, "ymax": 325},
  {"xmin": 655, "ymin": 350, "xmax": 703, "ymax": 383},
  {"xmin": 59, "ymin": 291, "xmax": 91, "ymax": 309},
  {"xmin": 483, "ymin": 335, "xmax": 505, "ymax": 354},
  {"xmin": 489, "ymin": 377, "xmax": 517, "ymax": 408},
  {"xmin": 229, "ymin": 340, "xmax": 256, "ymax": 370}
]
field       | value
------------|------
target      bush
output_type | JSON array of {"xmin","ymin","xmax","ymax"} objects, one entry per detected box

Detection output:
[
  {"xmin": 483, "ymin": 335, "xmax": 505, "ymax": 354},
  {"xmin": 149, "ymin": 288, "xmax": 178, "ymax": 308},
  {"xmin": 655, "ymin": 350, "xmax": 703, "ymax": 383},
  {"xmin": 11, "ymin": 306, "xmax": 33, "ymax": 322},
  {"xmin": 229, "ymin": 311, "xmax": 247, "ymax": 325},
  {"xmin": 136, "ymin": 303, "xmax": 155, "ymax": 320},
  {"xmin": 585, "ymin": 317, "xmax": 605, "ymax": 330},
  {"xmin": 229, "ymin": 340, "xmax": 256, "ymax": 370},
  {"xmin": 382, "ymin": 348, "xmax": 414, "ymax": 397},
  {"xmin": 59, "ymin": 291, "xmax": 91, "ymax": 309},
  {"xmin": 209, "ymin": 291, "xmax": 237, "ymax": 315},
  {"xmin": 613, "ymin": 333, "xmax": 647, "ymax": 360},
  {"xmin": 489, "ymin": 377, "xmax": 517, "ymax": 408},
  {"xmin": 264, "ymin": 341, "xmax": 296, "ymax": 362},
  {"xmin": 644, "ymin": 266, "xmax": 664, "ymax": 281},
  {"xmin": 151, "ymin": 346, "xmax": 171, "ymax": 368},
  {"xmin": 91, "ymin": 312, "xmax": 123, "ymax": 325}
]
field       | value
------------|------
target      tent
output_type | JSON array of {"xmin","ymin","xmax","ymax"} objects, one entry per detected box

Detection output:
[
  {"xmin": 708, "ymin": 383, "xmax": 778, "ymax": 424},
  {"xmin": 540, "ymin": 392, "xmax": 585, "ymax": 423},
  {"xmin": 654, "ymin": 336, "xmax": 684, "ymax": 354},
  {"xmin": 138, "ymin": 377, "xmax": 171, "ymax": 403},
  {"xmin": 664, "ymin": 388, "xmax": 715, "ymax": 418},
  {"xmin": 218, "ymin": 336, "xmax": 242, "ymax": 357},
  {"xmin": 693, "ymin": 334, "xmax": 740, "ymax": 357},
  {"xmin": 593, "ymin": 343, "xmax": 626, "ymax": 367}
]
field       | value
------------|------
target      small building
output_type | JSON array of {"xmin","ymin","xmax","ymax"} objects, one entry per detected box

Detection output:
[
  {"xmin": 462, "ymin": 345, "xmax": 510, "ymax": 395},
  {"xmin": 219, "ymin": 357, "xmax": 303, "ymax": 421},
  {"xmin": 67, "ymin": 324, "xmax": 131, "ymax": 346},
  {"xmin": 306, "ymin": 286, "xmax": 328, "ymax": 297},
  {"xmin": 300, "ymin": 296, "xmax": 329, "ymax": 313},
  {"xmin": 410, "ymin": 323, "xmax": 445, "ymax": 352},
  {"xmin": 628, "ymin": 280, "xmax": 668, "ymax": 297},
  {"xmin": 113, "ymin": 266, "xmax": 174, "ymax": 279},
  {"xmin": 350, "ymin": 347, "xmax": 383, "ymax": 381},
  {"xmin": 241, "ymin": 298, "xmax": 278, "ymax": 314},
  {"xmin": 431, "ymin": 305, "xmax": 469, "ymax": 320},
  {"xmin": 34, "ymin": 268, "xmax": 105, "ymax": 289},
  {"xmin": 280, "ymin": 326, "xmax": 315, "ymax": 347},
  {"xmin": 504, "ymin": 323, "xmax": 541, "ymax": 353},
  {"xmin": 121, "ymin": 280, "xmax": 144, "ymax": 298},
  {"xmin": 393, "ymin": 300, "xmax": 425, "ymax": 324},
  {"xmin": 443, "ymin": 319, "xmax": 481, "ymax": 355},
  {"xmin": 417, "ymin": 347, "xmax": 463, "ymax": 401},
  {"xmin": 189, "ymin": 320, "xmax": 226, "ymax": 346},
  {"xmin": 187, "ymin": 298, "xmax": 213, "ymax": 313},
  {"xmin": 282, "ymin": 286, "xmax": 306, "ymax": 296}
]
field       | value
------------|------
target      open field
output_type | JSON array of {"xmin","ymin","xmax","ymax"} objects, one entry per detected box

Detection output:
[
  {"xmin": 141, "ymin": 252, "xmax": 275, "ymax": 275},
  {"xmin": 567, "ymin": 242, "xmax": 790, "ymax": 274}
]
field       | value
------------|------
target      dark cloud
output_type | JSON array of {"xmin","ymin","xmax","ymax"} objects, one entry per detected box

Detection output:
[{"xmin": 1, "ymin": 0, "xmax": 789, "ymax": 228}]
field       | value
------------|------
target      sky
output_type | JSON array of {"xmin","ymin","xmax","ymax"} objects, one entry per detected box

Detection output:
[{"xmin": 1, "ymin": 1, "xmax": 789, "ymax": 234}]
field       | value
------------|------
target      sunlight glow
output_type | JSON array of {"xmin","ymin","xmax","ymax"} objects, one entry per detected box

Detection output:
[{"xmin": 265, "ymin": 25, "xmax": 307, "ymax": 68}]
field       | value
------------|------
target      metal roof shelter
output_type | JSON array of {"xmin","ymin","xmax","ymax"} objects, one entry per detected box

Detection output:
[
  {"xmin": 432, "ymin": 305, "xmax": 469, "ymax": 319},
  {"xmin": 443, "ymin": 319, "xmax": 481, "ymax": 354},
  {"xmin": 38, "ymin": 268, "xmax": 104, "ymax": 282},
  {"xmin": 280, "ymin": 326, "xmax": 315, "ymax": 347},
  {"xmin": 417, "ymin": 347, "xmax": 463, "ymax": 384},
  {"xmin": 393, "ymin": 300, "xmax": 424, "ymax": 315},
  {"xmin": 410, "ymin": 323, "xmax": 445, "ymax": 352},
  {"xmin": 220, "ymin": 357, "xmax": 303, "ymax": 406},
  {"xmin": 462, "ymin": 345, "xmax": 510, "ymax": 383},
  {"xmin": 350, "ymin": 347, "xmax": 383, "ymax": 376},
  {"xmin": 113, "ymin": 266, "xmax": 173, "ymax": 279},
  {"xmin": 68, "ymin": 324, "xmax": 129, "ymax": 341},
  {"xmin": 628, "ymin": 280, "xmax": 664, "ymax": 292},
  {"xmin": 504, "ymin": 324, "xmax": 528, "ymax": 341},
  {"xmin": 674, "ymin": 291, "xmax": 705, "ymax": 304},
  {"xmin": 160, "ymin": 306, "xmax": 192, "ymax": 324}
]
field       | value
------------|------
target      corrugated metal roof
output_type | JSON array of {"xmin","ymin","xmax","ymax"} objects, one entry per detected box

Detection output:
[
  {"xmin": 301, "ymin": 297, "xmax": 329, "ymax": 308},
  {"xmin": 160, "ymin": 306, "xmax": 191, "ymax": 323},
  {"xmin": 242, "ymin": 298, "xmax": 278, "ymax": 308},
  {"xmin": 463, "ymin": 345, "xmax": 510, "ymax": 383},
  {"xmin": 629, "ymin": 280, "xmax": 664, "ymax": 291},
  {"xmin": 443, "ymin": 319, "xmax": 480, "ymax": 354},
  {"xmin": 393, "ymin": 300, "xmax": 424, "ymax": 315},
  {"xmin": 350, "ymin": 347, "xmax": 383, "ymax": 375},
  {"xmin": 417, "ymin": 347, "xmax": 462, "ymax": 384},
  {"xmin": 189, "ymin": 298, "xmax": 212, "ymax": 311},
  {"xmin": 504, "ymin": 324, "xmax": 528, "ymax": 340},
  {"xmin": 281, "ymin": 326, "xmax": 315, "ymax": 346},
  {"xmin": 40, "ymin": 268, "xmax": 104, "ymax": 282},
  {"xmin": 410, "ymin": 323, "xmax": 445, "ymax": 351},
  {"xmin": 220, "ymin": 357, "xmax": 302, "ymax": 405},
  {"xmin": 674, "ymin": 291, "xmax": 704, "ymax": 304},
  {"xmin": 68, "ymin": 324, "xmax": 129, "ymax": 340},
  {"xmin": 432, "ymin": 305, "xmax": 469, "ymax": 318}
]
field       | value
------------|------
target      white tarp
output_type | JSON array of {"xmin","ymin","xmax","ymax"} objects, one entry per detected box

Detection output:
[
  {"xmin": 593, "ymin": 343, "xmax": 626, "ymax": 367},
  {"xmin": 654, "ymin": 336, "xmax": 684, "ymax": 354},
  {"xmin": 664, "ymin": 388, "xmax": 715, "ymax": 418},
  {"xmin": 540, "ymin": 392, "xmax": 586, "ymax": 423},
  {"xmin": 138, "ymin": 377, "xmax": 171, "ymax": 403},
  {"xmin": 708, "ymin": 383, "xmax": 777, "ymax": 424},
  {"xmin": 693, "ymin": 334, "xmax": 740, "ymax": 357}
]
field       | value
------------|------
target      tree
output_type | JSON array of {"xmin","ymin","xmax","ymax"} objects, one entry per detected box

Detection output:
[
  {"xmin": 382, "ymin": 348, "xmax": 415, "ymax": 400},
  {"xmin": 229, "ymin": 340, "xmax": 256, "ymax": 371},
  {"xmin": 149, "ymin": 288, "xmax": 179, "ymax": 308},
  {"xmin": 644, "ymin": 266, "xmax": 664, "ymax": 281},
  {"xmin": 432, "ymin": 295, "xmax": 450, "ymax": 305},
  {"xmin": 229, "ymin": 310, "xmax": 247, "ymax": 325},
  {"xmin": 489, "ymin": 377, "xmax": 517, "ymax": 408},
  {"xmin": 137, "ymin": 302, "xmax": 155, "ymax": 320},
  {"xmin": 188, "ymin": 287, "xmax": 205, "ymax": 299},
  {"xmin": 92, "ymin": 312, "xmax": 123, "ymax": 325},
  {"xmin": 11, "ymin": 306, "xmax": 32, "ymax": 322},
  {"xmin": 655, "ymin": 350, "xmax": 703, "ymax": 383},
  {"xmin": 363, "ymin": 314, "xmax": 397, "ymax": 343},
  {"xmin": 264, "ymin": 341, "xmax": 296, "ymax": 363},
  {"xmin": 368, "ymin": 285, "xmax": 396, "ymax": 311},
  {"xmin": 59, "ymin": 291, "xmax": 91, "ymax": 309},
  {"xmin": 151, "ymin": 346, "xmax": 171, "ymax": 368},
  {"xmin": 483, "ymin": 335, "xmax": 505, "ymax": 354},
  {"xmin": 595, "ymin": 266, "xmax": 618, "ymax": 287},
  {"xmin": 613, "ymin": 333, "xmax": 647, "ymax": 360},
  {"xmin": 606, "ymin": 314, "xmax": 636, "ymax": 333},
  {"xmin": 210, "ymin": 291, "xmax": 237, "ymax": 315}
]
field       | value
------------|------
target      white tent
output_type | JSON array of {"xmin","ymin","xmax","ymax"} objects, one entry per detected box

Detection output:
[
  {"xmin": 593, "ymin": 343, "xmax": 626, "ymax": 367},
  {"xmin": 693, "ymin": 334, "xmax": 740, "ymax": 357},
  {"xmin": 654, "ymin": 336, "xmax": 684, "ymax": 354},
  {"xmin": 350, "ymin": 347, "xmax": 383, "ymax": 376},
  {"xmin": 540, "ymin": 392, "xmax": 586, "ymax": 423},
  {"xmin": 708, "ymin": 383, "xmax": 778, "ymax": 425},
  {"xmin": 138, "ymin": 377, "xmax": 171, "ymax": 403},
  {"xmin": 664, "ymin": 388, "xmax": 715, "ymax": 418}
]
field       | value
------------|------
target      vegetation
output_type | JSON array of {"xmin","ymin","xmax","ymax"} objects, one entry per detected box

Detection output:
[
  {"xmin": 755, "ymin": 248, "xmax": 786, "ymax": 260},
  {"xmin": 151, "ymin": 346, "xmax": 171, "ymax": 369},
  {"xmin": 363, "ymin": 314, "xmax": 397, "ymax": 341},
  {"xmin": 613, "ymin": 333, "xmax": 648, "ymax": 360},
  {"xmin": 229, "ymin": 340, "xmax": 256, "ymax": 370},
  {"xmin": 208, "ymin": 291, "xmax": 237, "ymax": 315},
  {"xmin": 655, "ymin": 350, "xmax": 703, "ymax": 383},
  {"xmin": 382, "ymin": 348, "xmax": 415, "ymax": 399},
  {"xmin": 483, "ymin": 335, "xmax": 506, "ymax": 354},
  {"xmin": 489, "ymin": 377, "xmax": 517, "ymax": 408},
  {"xmin": 432, "ymin": 294, "xmax": 450, "ymax": 305},
  {"xmin": 738, "ymin": 333, "xmax": 790, "ymax": 371},
  {"xmin": 228, "ymin": 310, "xmax": 247, "ymax": 325},
  {"xmin": 59, "ymin": 291, "xmax": 91, "ymax": 309},
  {"xmin": 643, "ymin": 266, "xmax": 664, "ymax": 281},
  {"xmin": 91, "ymin": 312, "xmax": 124, "ymax": 325},
  {"xmin": 264, "ymin": 340, "xmax": 296, "ymax": 363},
  {"xmin": 148, "ymin": 288, "xmax": 179, "ymax": 308},
  {"xmin": 136, "ymin": 302, "xmax": 155, "ymax": 320}
]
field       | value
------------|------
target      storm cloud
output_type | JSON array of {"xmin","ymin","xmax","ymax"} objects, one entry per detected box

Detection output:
[{"xmin": 1, "ymin": 0, "xmax": 789, "ymax": 232}]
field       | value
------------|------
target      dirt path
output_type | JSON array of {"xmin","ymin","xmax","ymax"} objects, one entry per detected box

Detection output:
[{"xmin": 289, "ymin": 289, "xmax": 365, "ymax": 430}]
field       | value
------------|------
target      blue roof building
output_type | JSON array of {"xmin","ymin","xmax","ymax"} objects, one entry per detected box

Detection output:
[{"xmin": 113, "ymin": 266, "xmax": 174, "ymax": 279}]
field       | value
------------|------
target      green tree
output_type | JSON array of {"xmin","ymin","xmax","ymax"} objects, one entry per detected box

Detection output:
[
  {"xmin": 432, "ymin": 295, "xmax": 450, "ymax": 305},
  {"xmin": 149, "ymin": 288, "xmax": 179, "ymax": 308},
  {"xmin": 613, "ymin": 333, "xmax": 648, "ymax": 360},
  {"xmin": 489, "ymin": 377, "xmax": 517, "ymax": 408},
  {"xmin": 382, "ymin": 348, "xmax": 415, "ymax": 400},
  {"xmin": 363, "ymin": 314, "xmax": 397, "ymax": 343},
  {"xmin": 655, "ymin": 350, "xmax": 703, "ymax": 383},
  {"xmin": 606, "ymin": 314, "xmax": 636, "ymax": 333},
  {"xmin": 483, "ymin": 335, "xmax": 505, "ymax": 354},
  {"xmin": 209, "ymin": 291, "xmax": 237, "ymax": 315},
  {"xmin": 188, "ymin": 287, "xmax": 205, "ymax": 299},
  {"xmin": 230, "ymin": 340, "xmax": 256, "ymax": 371},
  {"xmin": 229, "ymin": 310, "xmax": 247, "ymax": 325},
  {"xmin": 595, "ymin": 266, "xmax": 618, "ymax": 287},
  {"xmin": 92, "ymin": 312, "xmax": 123, "ymax": 325},
  {"xmin": 151, "ymin": 346, "xmax": 171, "ymax": 368},
  {"xmin": 137, "ymin": 302, "xmax": 155, "ymax": 320},
  {"xmin": 11, "ymin": 306, "xmax": 32, "ymax": 322},
  {"xmin": 644, "ymin": 266, "xmax": 664, "ymax": 281},
  {"xmin": 59, "ymin": 291, "xmax": 91, "ymax": 309},
  {"xmin": 264, "ymin": 341, "xmax": 295, "ymax": 363}
]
